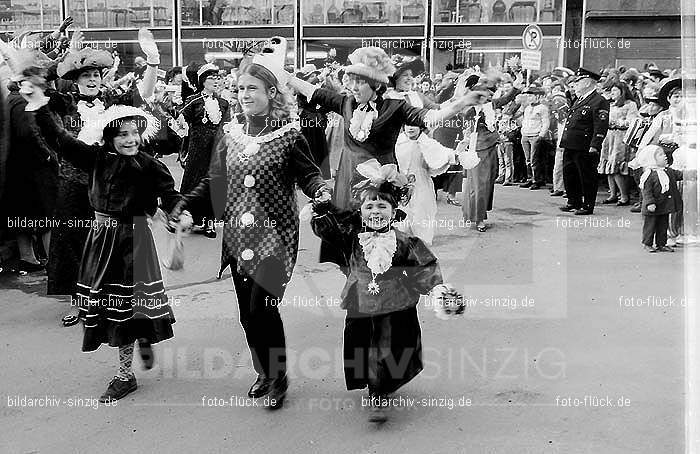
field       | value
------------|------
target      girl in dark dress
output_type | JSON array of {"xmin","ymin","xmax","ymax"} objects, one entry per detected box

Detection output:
[
  {"xmin": 176, "ymin": 63, "xmax": 230, "ymax": 238},
  {"xmin": 47, "ymin": 30, "xmax": 161, "ymax": 327},
  {"xmin": 309, "ymin": 159, "xmax": 461, "ymax": 423},
  {"xmin": 26, "ymin": 82, "xmax": 180, "ymax": 402},
  {"xmin": 171, "ymin": 47, "xmax": 332, "ymax": 410}
]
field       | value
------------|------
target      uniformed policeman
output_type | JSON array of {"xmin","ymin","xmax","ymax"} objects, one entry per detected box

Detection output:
[{"xmin": 559, "ymin": 68, "xmax": 610, "ymax": 215}]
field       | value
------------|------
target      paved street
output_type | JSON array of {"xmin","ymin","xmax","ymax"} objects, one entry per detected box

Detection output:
[{"xmin": 0, "ymin": 156, "xmax": 687, "ymax": 454}]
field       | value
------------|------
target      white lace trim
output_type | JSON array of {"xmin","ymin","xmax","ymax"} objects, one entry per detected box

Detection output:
[{"xmin": 358, "ymin": 230, "xmax": 397, "ymax": 294}]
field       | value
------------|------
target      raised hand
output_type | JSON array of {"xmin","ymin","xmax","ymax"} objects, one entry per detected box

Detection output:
[
  {"xmin": 138, "ymin": 28, "xmax": 160, "ymax": 65},
  {"xmin": 69, "ymin": 28, "xmax": 83, "ymax": 50},
  {"xmin": 59, "ymin": 16, "xmax": 74, "ymax": 33}
]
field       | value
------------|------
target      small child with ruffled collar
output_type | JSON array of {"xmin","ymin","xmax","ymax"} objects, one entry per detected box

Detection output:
[
  {"xmin": 308, "ymin": 159, "xmax": 463, "ymax": 424},
  {"xmin": 630, "ymin": 145, "xmax": 683, "ymax": 252}
]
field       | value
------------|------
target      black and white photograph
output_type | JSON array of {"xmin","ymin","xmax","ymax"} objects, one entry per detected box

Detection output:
[{"xmin": 0, "ymin": 0, "xmax": 698, "ymax": 452}]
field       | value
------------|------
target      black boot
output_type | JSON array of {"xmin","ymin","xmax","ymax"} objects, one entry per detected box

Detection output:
[
  {"xmin": 99, "ymin": 376, "xmax": 137, "ymax": 403},
  {"xmin": 267, "ymin": 374, "xmax": 288, "ymax": 410},
  {"xmin": 248, "ymin": 374, "xmax": 274, "ymax": 398}
]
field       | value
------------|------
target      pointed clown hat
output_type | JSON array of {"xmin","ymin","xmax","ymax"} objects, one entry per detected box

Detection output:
[
  {"xmin": 252, "ymin": 36, "xmax": 289, "ymax": 84},
  {"xmin": 77, "ymin": 104, "xmax": 160, "ymax": 146},
  {"xmin": 345, "ymin": 47, "xmax": 395, "ymax": 84}
]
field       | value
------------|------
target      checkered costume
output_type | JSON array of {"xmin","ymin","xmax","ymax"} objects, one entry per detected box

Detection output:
[{"xmin": 185, "ymin": 114, "xmax": 327, "ymax": 282}]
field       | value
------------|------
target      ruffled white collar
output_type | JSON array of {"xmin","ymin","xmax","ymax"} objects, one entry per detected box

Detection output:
[{"xmin": 358, "ymin": 229, "xmax": 397, "ymax": 294}]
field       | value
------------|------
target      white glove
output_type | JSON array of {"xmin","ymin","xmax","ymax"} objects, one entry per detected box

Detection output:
[{"xmin": 138, "ymin": 28, "xmax": 160, "ymax": 65}]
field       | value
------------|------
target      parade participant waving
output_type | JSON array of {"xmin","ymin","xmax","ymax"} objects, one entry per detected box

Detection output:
[
  {"xmin": 47, "ymin": 28, "xmax": 161, "ymax": 327},
  {"xmin": 176, "ymin": 63, "xmax": 230, "ymax": 238},
  {"xmin": 171, "ymin": 37, "xmax": 331, "ymax": 410},
  {"xmin": 287, "ymin": 46, "xmax": 488, "ymax": 213},
  {"xmin": 309, "ymin": 159, "xmax": 462, "ymax": 423},
  {"xmin": 384, "ymin": 56, "xmax": 439, "ymax": 109},
  {"xmin": 23, "ymin": 82, "xmax": 180, "ymax": 403}
]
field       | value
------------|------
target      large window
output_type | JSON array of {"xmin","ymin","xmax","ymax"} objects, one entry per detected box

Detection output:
[
  {"xmin": 302, "ymin": 0, "xmax": 426, "ymax": 25},
  {"xmin": 0, "ymin": 0, "xmax": 62, "ymax": 30},
  {"xmin": 84, "ymin": 40, "xmax": 173, "ymax": 69},
  {"xmin": 67, "ymin": 0, "xmax": 172, "ymax": 29},
  {"xmin": 431, "ymin": 38, "xmax": 560, "ymax": 75},
  {"xmin": 181, "ymin": 0, "xmax": 294, "ymax": 26},
  {"xmin": 434, "ymin": 0, "xmax": 562, "ymax": 23},
  {"xmin": 181, "ymin": 39, "xmax": 296, "ymax": 68},
  {"xmin": 304, "ymin": 39, "xmax": 424, "ymax": 68}
]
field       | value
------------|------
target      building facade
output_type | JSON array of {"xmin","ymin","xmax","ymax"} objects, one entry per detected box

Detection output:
[{"xmin": 0, "ymin": 0, "xmax": 680, "ymax": 75}]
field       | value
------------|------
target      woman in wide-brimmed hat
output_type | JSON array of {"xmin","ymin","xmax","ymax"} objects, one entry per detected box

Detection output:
[
  {"xmin": 23, "ymin": 81, "xmax": 181, "ymax": 402},
  {"xmin": 285, "ymin": 46, "xmax": 489, "ymax": 265}
]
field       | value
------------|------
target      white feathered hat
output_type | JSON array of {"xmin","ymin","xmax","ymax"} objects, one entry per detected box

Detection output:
[
  {"xmin": 345, "ymin": 47, "xmax": 395, "ymax": 84},
  {"xmin": 78, "ymin": 104, "xmax": 160, "ymax": 145},
  {"xmin": 252, "ymin": 36, "xmax": 289, "ymax": 84}
]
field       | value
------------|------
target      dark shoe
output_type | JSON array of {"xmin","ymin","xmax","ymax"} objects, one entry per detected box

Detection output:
[
  {"xmin": 562, "ymin": 192, "xmax": 567, "ymax": 198},
  {"xmin": 17, "ymin": 260, "xmax": 45, "ymax": 273},
  {"xmin": 657, "ymin": 246, "xmax": 675, "ymax": 252},
  {"xmin": 502, "ymin": 181, "xmax": 513, "ymax": 186},
  {"xmin": 494, "ymin": 177, "xmax": 504, "ymax": 184},
  {"xmin": 559, "ymin": 204, "xmax": 578, "ymax": 212},
  {"xmin": 203, "ymin": 228, "xmax": 217, "ymax": 239},
  {"xmin": 446, "ymin": 197, "xmax": 461, "ymax": 207},
  {"xmin": 643, "ymin": 245, "xmax": 657, "ymax": 253},
  {"xmin": 601, "ymin": 197, "xmax": 619, "ymax": 204},
  {"xmin": 138, "ymin": 339, "xmax": 154, "ymax": 370},
  {"xmin": 99, "ymin": 376, "xmax": 137, "ymax": 403},
  {"xmin": 574, "ymin": 207, "xmax": 594, "ymax": 215},
  {"xmin": 519, "ymin": 181, "xmax": 533, "ymax": 188},
  {"xmin": 248, "ymin": 374, "xmax": 274, "ymax": 398},
  {"xmin": 368, "ymin": 395, "xmax": 388, "ymax": 423},
  {"xmin": 616, "ymin": 199, "xmax": 630, "ymax": 206},
  {"xmin": 476, "ymin": 222, "xmax": 487, "ymax": 232},
  {"xmin": 550, "ymin": 191, "xmax": 564, "ymax": 197},
  {"xmin": 630, "ymin": 203, "xmax": 641, "ymax": 213},
  {"xmin": 267, "ymin": 375, "xmax": 288, "ymax": 410},
  {"xmin": 529, "ymin": 183, "xmax": 544, "ymax": 190}
]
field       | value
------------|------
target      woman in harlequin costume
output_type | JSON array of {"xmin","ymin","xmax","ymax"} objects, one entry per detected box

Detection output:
[
  {"xmin": 176, "ymin": 63, "xmax": 231, "ymax": 238},
  {"xmin": 170, "ymin": 38, "xmax": 331, "ymax": 410},
  {"xmin": 48, "ymin": 29, "xmax": 160, "ymax": 327},
  {"xmin": 308, "ymin": 159, "xmax": 462, "ymax": 423},
  {"xmin": 286, "ymin": 46, "xmax": 489, "ymax": 265},
  {"xmin": 24, "ymin": 81, "xmax": 180, "ymax": 402}
]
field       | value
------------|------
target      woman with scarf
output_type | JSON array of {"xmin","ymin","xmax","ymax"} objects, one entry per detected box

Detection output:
[
  {"xmin": 48, "ymin": 29, "xmax": 160, "ymax": 326},
  {"xmin": 176, "ymin": 63, "xmax": 230, "ymax": 238},
  {"xmin": 171, "ymin": 39, "xmax": 331, "ymax": 409}
]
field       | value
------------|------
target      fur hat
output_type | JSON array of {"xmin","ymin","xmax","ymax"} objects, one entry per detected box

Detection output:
[
  {"xmin": 57, "ymin": 47, "xmax": 114, "ymax": 80},
  {"xmin": 344, "ymin": 47, "xmax": 395, "ymax": 84},
  {"xmin": 78, "ymin": 104, "xmax": 159, "ymax": 146}
]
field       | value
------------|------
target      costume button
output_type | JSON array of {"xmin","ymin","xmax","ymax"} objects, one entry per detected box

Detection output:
[
  {"xmin": 240, "ymin": 212, "xmax": 254, "ymax": 226},
  {"xmin": 241, "ymin": 249, "xmax": 254, "ymax": 260},
  {"xmin": 244, "ymin": 175, "xmax": 255, "ymax": 187}
]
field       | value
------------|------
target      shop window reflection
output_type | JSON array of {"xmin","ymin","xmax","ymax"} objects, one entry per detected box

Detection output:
[
  {"xmin": 65, "ymin": 0, "xmax": 171, "ymax": 28},
  {"xmin": 0, "ymin": 0, "xmax": 62, "ymax": 30},
  {"xmin": 181, "ymin": 0, "xmax": 293, "ymax": 26},
  {"xmin": 303, "ymin": 0, "xmax": 425, "ymax": 25},
  {"xmin": 435, "ymin": 0, "xmax": 561, "ymax": 23}
]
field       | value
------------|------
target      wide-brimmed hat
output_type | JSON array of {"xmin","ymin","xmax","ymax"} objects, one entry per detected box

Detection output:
[
  {"xmin": 57, "ymin": 47, "xmax": 114, "ymax": 80},
  {"xmin": 574, "ymin": 67, "xmax": 602, "ymax": 82},
  {"xmin": 392, "ymin": 57, "xmax": 425, "ymax": 81},
  {"xmin": 657, "ymin": 77, "xmax": 682, "ymax": 108},
  {"xmin": 344, "ymin": 47, "xmax": 395, "ymax": 84},
  {"xmin": 77, "ymin": 104, "xmax": 159, "ymax": 146}
]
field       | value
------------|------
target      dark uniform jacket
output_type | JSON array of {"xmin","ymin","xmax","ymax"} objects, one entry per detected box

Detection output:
[{"xmin": 559, "ymin": 89, "xmax": 609, "ymax": 152}]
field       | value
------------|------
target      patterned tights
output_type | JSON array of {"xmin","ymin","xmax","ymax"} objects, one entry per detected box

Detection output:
[{"xmin": 117, "ymin": 343, "xmax": 135, "ymax": 380}]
